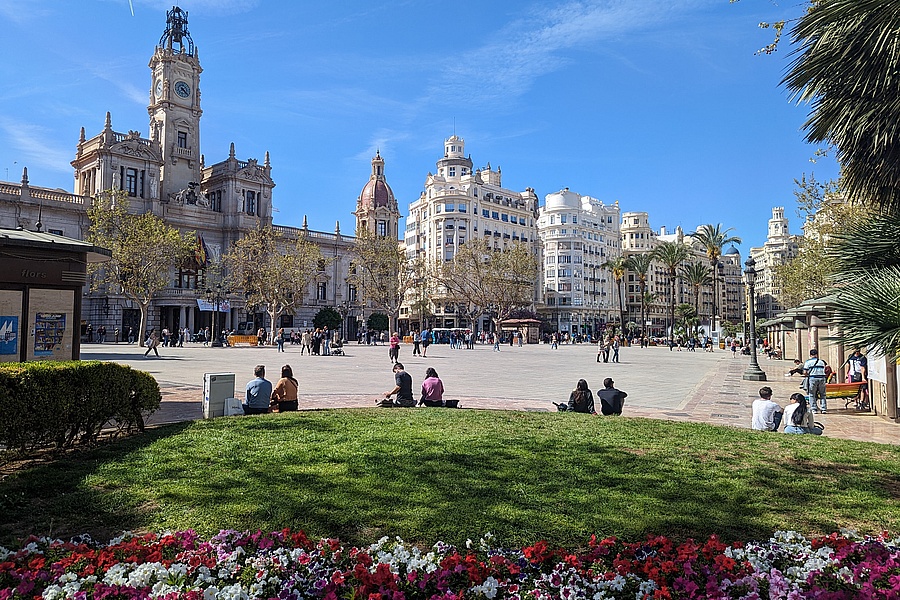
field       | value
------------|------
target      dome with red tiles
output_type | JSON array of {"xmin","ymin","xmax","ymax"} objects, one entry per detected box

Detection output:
[{"xmin": 358, "ymin": 150, "xmax": 395, "ymax": 209}]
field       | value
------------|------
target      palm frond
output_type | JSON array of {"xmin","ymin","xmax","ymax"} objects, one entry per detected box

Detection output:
[
  {"xmin": 829, "ymin": 212, "xmax": 900, "ymax": 271},
  {"xmin": 831, "ymin": 265, "xmax": 900, "ymax": 356}
]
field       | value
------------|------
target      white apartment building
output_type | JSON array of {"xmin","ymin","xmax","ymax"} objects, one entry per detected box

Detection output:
[
  {"xmin": 403, "ymin": 135, "xmax": 539, "ymax": 330},
  {"xmin": 749, "ymin": 207, "xmax": 800, "ymax": 319},
  {"xmin": 536, "ymin": 188, "xmax": 621, "ymax": 335}
]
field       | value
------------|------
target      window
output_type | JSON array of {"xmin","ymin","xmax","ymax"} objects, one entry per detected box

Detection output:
[
  {"xmin": 550, "ymin": 215, "xmax": 556, "ymax": 224},
  {"xmin": 561, "ymin": 215, "xmax": 568, "ymax": 224},
  {"xmin": 436, "ymin": 204, "xmax": 442, "ymax": 213},
  {"xmin": 545, "ymin": 255, "xmax": 556, "ymax": 264},
  {"xmin": 510, "ymin": 215, "xmax": 517, "ymax": 224},
  {"xmin": 559, "ymin": 255, "xmax": 572, "ymax": 263},
  {"xmin": 482, "ymin": 209, "xmax": 490, "ymax": 217},
  {"xmin": 491, "ymin": 211, "xmax": 499, "ymax": 220},
  {"xmin": 446, "ymin": 236, "xmax": 454, "ymax": 245},
  {"xmin": 572, "ymin": 215, "xmax": 577, "ymax": 224},
  {"xmin": 209, "ymin": 190, "xmax": 222, "ymax": 212},
  {"xmin": 177, "ymin": 131, "xmax": 188, "ymax": 148},
  {"xmin": 449, "ymin": 167, "xmax": 456, "ymax": 177},
  {"xmin": 125, "ymin": 168, "xmax": 138, "ymax": 197},
  {"xmin": 559, "ymin": 282, "xmax": 572, "ymax": 292},
  {"xmin": 244, "ymin": 190, "xmax": 256, "ymax": 215},
  {"xmin": 445, "ymin": 204, "xmax": 455, "ymax": 212},
  {"xmin": 561, "ymin": 229, "xmax": 567, "ymax": 235},
  {"xmin": 377, "ymin": 220, "xmax": 387, "ymax": 236},
  {"xmin": 501, "ymin": 214, "xmax": 508, "ymax": 222},
  {"xmin": 48, "ymin": 228, "xmax": 63, "ymax": 235},
  {"xmin": 458, "ymin": 203, "xmax": 467, "ymax": 212},
  {"xmin": 559, "ymin": 268, "xmax": 572, "ymax": 278},
  {"xmin": 348, "ymin": 284, "xmax": 358, "ymax": 302},
  {"xmin": 317, "ymin": 282, "xmax": 327, "ymax": 300}
]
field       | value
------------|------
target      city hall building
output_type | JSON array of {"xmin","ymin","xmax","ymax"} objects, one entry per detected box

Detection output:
[{"xmin": 0, "ymin": 7, "xmax": 393, "ymax": 340}]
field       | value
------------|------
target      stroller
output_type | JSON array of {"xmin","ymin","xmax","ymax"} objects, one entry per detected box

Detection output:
[{"xmin": 330, "ymin": 339, "xmax": 345, "ymax": 356}]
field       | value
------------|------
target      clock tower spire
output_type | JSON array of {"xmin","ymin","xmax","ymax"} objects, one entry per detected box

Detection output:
[{"xmin": 148, "ymin": 6, "xmax": 202, "ymax": 203}]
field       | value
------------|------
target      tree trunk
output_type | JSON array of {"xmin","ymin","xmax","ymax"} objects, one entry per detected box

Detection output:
[
  {"xmin": 138, "ymin": 301, "xmax": 150, "ymax": 347},
  {"xmin": 617, "ymin": 278, "xmax": 625, "ymax": 335}
]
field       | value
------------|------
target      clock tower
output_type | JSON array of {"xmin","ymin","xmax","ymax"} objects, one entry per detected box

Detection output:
[{"xmin": 148, "ymin": 6, "xmax": 202, "ymax": 202}]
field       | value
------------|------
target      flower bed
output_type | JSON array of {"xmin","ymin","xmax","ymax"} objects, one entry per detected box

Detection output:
[{"xmin": 1, "ymin": 529, "xmax": 898, "ymax": 599}]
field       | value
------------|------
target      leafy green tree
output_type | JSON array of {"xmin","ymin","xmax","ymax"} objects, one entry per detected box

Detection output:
[
  {"xmin": 625, "ymin": 253, "xmax": 654, "ymax": 337},
  {"xmin": 352, "ymin": 228, "xmax": 421, "ymax": 334},
  {"xmin": 653, "ymin": 241, "xmax": 690, "ymax": 340},
  {"xmin": 602, "ymin": 256, "xmax": 629, "ymax": 335},
  {"xmin": 87, "ymin": 191, "xmax": 194, "ymax": 345},
  {"xmin": 689, "ymin": 224, "xmax": 742, "ymax": 329},
  {"xmin": 223, "ymin": 225, "xmax": 324, "ymax": 344},
  {"xmin": 313, "ymin": 307, "xmax": 342, "ymax": 331},
  {"xmin": 367, "ymin": 312, "xmax": 389, "ymax": 333}
]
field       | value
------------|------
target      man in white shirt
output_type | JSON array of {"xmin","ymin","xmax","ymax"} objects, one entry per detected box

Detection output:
[{"xmin": 751, "ymin": 386, "xmax": 783, "ymax": 431}]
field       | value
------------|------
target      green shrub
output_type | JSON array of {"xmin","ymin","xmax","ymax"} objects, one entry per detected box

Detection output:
[{"xmin": 0, "ymin": 362, "xmax": 161, "ymax": 455}]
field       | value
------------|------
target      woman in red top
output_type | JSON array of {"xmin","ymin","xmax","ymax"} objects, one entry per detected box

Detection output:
[{"xmin": 389, "ymin": 332, "xmax": 401, "ymax": 364}]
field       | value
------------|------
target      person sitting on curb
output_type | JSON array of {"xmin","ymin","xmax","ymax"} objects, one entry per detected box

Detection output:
[
  {"xmin": 751, "ymin": 386, "xmax": 783, "ymax": 431},
  {"xmin": 378, "ymin": 362, "xmax": 416, "ymax": 407}
]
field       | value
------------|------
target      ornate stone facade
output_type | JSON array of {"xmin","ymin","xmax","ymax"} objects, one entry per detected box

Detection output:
[{"xmin": 0, "ymin": 6, "xmax": 359, "ymax": 339}]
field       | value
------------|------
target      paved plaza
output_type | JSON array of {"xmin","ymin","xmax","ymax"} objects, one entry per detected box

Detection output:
[{"xmin": 82, "ymin": 340, "xmax": 898, "ymax": 445}]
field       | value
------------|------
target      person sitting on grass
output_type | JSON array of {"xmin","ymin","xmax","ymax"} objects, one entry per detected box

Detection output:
[
  {"xmin": 567, "ymin": 379, "xmax": 596, "ymax": 414},
  {"xmin": 243, "ymin": 364, "xmax": 272, "ymax": 415},
  {"xmin": 270, "ymin": 364, "xmax": 299, "ymax": 412},
  {"xmin": 419, "ymin": 367, "xmax": 444, "ymax": 407},
  {"xmin": 378, "ymin": 362, "xmax": 416, "ymax": 407},
  {"xmin": 597, "ymin": 378, "xmax": 627, "ymax": 416},
  {"xmin": 750, "ymin": 386, "xmax": 783, "ymax": 431},
  {"xmin": 783, "ymin": 393, "xmax": 823, "ymax": 435}
]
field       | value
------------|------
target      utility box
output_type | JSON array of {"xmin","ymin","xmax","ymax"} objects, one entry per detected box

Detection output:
[{"xmin": 203, "ymin": 372, "xmax": 236, "ymax": 418}]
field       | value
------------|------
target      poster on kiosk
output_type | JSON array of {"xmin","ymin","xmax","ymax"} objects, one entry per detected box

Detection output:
[{"xmin": 203, "ymin": 372, "xmax": 236, "ymax": 418}]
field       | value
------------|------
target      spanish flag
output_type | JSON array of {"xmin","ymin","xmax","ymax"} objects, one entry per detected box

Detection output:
[{"xmin": 195, "ymin": 233, "xmax": 209, "ymax": 268}]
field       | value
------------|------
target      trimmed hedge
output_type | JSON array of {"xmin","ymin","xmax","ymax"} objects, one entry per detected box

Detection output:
[{"xmin": 0, "ymin": 361, "xmax": 161, "ymax": 454}]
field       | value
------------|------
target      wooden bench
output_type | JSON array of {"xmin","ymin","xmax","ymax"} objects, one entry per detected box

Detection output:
[{"xmin": 825, "ymin": 381, "xmax": 869, "ymax": 411}]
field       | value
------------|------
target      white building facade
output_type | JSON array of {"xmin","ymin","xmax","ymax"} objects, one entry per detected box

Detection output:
[
  {"xmin": 749, "ymin": 207, "xmax": 800, "ymax": 320},
  {"xmin": 403, "ymin": 135, "xmax": 539, "ymax": 331},
  {"xmin": 537, "ymin": 188, "xmax": 621, "ymax": 336}
]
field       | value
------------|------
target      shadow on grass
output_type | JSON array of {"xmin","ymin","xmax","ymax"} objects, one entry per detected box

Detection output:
[{"xmin": 0, "ymin": 410, "xmax": 898, "ymax": 548}]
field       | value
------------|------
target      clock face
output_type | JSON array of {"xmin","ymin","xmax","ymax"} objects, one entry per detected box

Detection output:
[
  {"xmin": 154, "ymin": 79, "xmax": 163, "ymax": 98},
  {"xmin": 174, "ymin": 81, "xmax": 191, "ymax": 98}
]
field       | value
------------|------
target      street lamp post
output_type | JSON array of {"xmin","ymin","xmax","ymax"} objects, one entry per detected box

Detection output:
[
  {"xmin": 742, "ymin": 257, "xmax": 767, "ymax": 381},
  {"xmin": 205, "ymin": 284, "xmax": 229, "ymax": 348},
  {"xmin": 337, "ymin": 301, "xmax": 350, "ymax": 343}
]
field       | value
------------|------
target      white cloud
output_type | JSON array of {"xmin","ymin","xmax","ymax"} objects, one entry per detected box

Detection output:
[
  {"xmin": 0, "ymin": 118, "xmax": 75, "ymax": 175},
  {"xmin": 426, "ymin": 0, "xmax": 705, "ymax": 106}
]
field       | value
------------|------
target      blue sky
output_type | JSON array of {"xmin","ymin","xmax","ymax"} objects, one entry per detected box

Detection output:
[{"xmin": 0, "ymin": 0, "xmax": 838, "ymax": 250}]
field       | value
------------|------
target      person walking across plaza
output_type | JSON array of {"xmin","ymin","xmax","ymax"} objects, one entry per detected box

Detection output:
[
  {"xmin": 379, "ymin": 362, "xmax": 415, "ymax": 407},
  {"xmin": 300, "ymin": 329, "xmax": 312, "ymax": 355},
  {"xmin": 751, "ymin": 386, "xmax": 783, "ymax": 431},
  {"xmin": 597, "ymin": 378, "xmax": 627, "ymax": 415},
  {"xmin": 389, "ymin": 331, "xmax": 401, "ymax": 364},
  {"xmin": 420, "ymin": 328, "xmax": 431, "ymax": 357},
  {"xmin": 143, "ymin": 329, "xmax": 161, "ymax": 358},
  {"xmin": 412, "ymin": 329, "xmax": 421, "ymax": 356},
  {"xmin": 276, "ymin": 327, "xmax": 285, "ymax": 353},
  {"xmin": 803, "ymin": 348, "xmax": 829, "ymax": 414},
  {"xmin": 270, "ymin": 364, "xmax": 299, "ymax": 412},
  {"xmin": 611, "ymin": 336, "xmax": 620, "ymax": 363},
  {"xmin": 243, "ymin": 364, "xmax": 272, "ymax": 415},
  {"xmin": 597, "ymin": 337, "xmax": 606, "ymax": 363}
]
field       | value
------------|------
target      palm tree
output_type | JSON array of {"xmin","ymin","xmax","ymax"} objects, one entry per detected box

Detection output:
[
  {"xmin": 783, "ymin": 0, "xmax": 900, "ymax": 214},
  {"xmin": 602, "ymin": 256, "xmax": 629, "ymax": 335},
  {"xmin": 680, "ymin": 261, "xmax": 712, "ymax": 336},
  {"xmin": 653, "ymin": 241, "xmax": 690, "ymax": 341},
  {"xmin": 625, "ymin": 253, "xmax": 654, "ymax": 339},
  {"xmin": 689, "ymin": 224, "xmax": 741, "ymax": 335},
  {"xmin": 783, "ymin": 2, "xmax": 900, "ymax": 358}
]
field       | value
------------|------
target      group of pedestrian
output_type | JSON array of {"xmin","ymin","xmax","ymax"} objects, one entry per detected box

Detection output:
[
  {"xmin": 566, "ymin": 378, "xmax": 628, "ymax": 416},
  {"xmin": 596, "ymin": 336, "xmax": 621, "ymax": 363}
]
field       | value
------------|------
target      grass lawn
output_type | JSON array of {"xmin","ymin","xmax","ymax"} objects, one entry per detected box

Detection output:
[{"xmin": 1, "ymin": 409, "xmax": 898, "ymax": 548}]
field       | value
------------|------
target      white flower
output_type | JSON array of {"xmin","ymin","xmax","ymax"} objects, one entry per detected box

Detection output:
[{"xmin": 471, "ymin": 575, "xmax": 500, "ymax": 599}]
